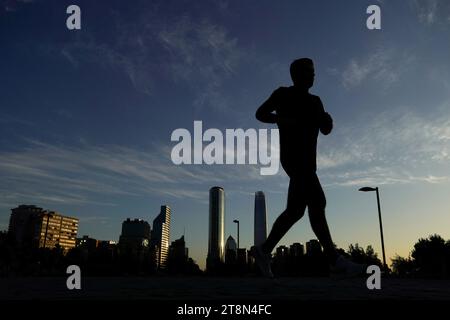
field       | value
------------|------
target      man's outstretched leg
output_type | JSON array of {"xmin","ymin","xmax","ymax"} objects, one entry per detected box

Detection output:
[
  {"xmin": 262, "ymin": 206, "xmax": 306, "ymax": 254},
  {"xmin": 251, "ymin": 177, "xmax": 307, "ymax": 278},
  {"xmin": 307, "ymin": 174, "xmax": 338, "ymax": 263},
  {"xmin": 308, "ymin": 174, "xmax": 366, "ymax": 276}
]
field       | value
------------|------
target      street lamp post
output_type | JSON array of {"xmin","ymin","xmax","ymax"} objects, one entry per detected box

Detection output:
[
  {"xmin": 233, "ymin": 219, "xmax": 240, "ymax": 249},
  {"xmin": 358, "ymin": 186, "xmax": 387, "ymax": 270}
]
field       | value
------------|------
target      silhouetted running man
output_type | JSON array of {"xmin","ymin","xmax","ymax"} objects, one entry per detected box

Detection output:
[{"xmin": 251, "ymin": 58, "xmax": 363, "ymax": 278}]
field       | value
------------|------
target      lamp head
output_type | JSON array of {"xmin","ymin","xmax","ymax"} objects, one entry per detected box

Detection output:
[{"xmin": 359, "ymin": 187, "xmax": 377, "ymax": 192}]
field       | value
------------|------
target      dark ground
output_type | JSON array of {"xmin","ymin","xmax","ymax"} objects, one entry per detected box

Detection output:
[{"xmin": 1, "ymin": 276, "xmax": 449, "ymax": 300}]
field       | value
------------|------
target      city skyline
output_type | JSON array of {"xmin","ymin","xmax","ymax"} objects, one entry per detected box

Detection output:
[
  {"xmin": 1, "ymin": 0, "xmax": 450, "ymax": 272},
  {"xmin": 1, "ymin": 182, "xmax": 411, "ymax": 271}
]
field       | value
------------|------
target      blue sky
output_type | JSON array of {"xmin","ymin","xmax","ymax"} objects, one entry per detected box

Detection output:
[{"xmin": 1, "ymin": 0, "xmax": 450, "ymax": 269}]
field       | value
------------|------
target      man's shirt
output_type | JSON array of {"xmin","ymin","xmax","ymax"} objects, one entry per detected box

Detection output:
[{"xmin": 256, "ymin": 86, "xmax": 332, "ymax": 175}]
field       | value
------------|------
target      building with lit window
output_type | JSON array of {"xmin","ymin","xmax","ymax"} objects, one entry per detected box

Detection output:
[
  {"xmin": 76, "ymin": 235, "xmax": 98, "ymax": 251},
  {"xmin": 151, "ymin": 205, "xmax": 171, "ymax": 269},
  {"xmin": 119, "ymin": 218, "xmax": 151, "ymax": 255},
  {"xmin": 8, "ymin": 204, "xmax": 79, "ymax": 252}
]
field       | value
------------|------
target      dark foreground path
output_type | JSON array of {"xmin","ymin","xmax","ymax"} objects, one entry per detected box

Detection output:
[{"xmin": 1, "ymin": 276, "xmax": 449, "ymax": 300}]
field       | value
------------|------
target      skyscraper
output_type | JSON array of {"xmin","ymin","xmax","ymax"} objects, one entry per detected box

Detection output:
[
  {"xmin": 207, "ymin": 186, "xmax": 225, "ymax": 270},
  {"xmin": 76, "ymin": 235, "xmax": 98, "ymax": 252},
  {"xmin": 168, "ymin": 235, "xmax": 188, "ymax": 268},
  {"xmin": 254, "ymin": 191, "xmax": 267, "ymax": 247},
  {"xmin": 119, "ymin": 218, "xmax": 151, "ymax": 253},
  {"xmin": 289, "ymin": 242, "xmax": 305, "ymax": 257},
  {"xmin": 225, "ymin": 235, "xmax": 237, "ymax": 252},
  {"xmin": 152, "ymin": 205, "xmax": 171, "ymax": 269},
  {"xmin": 306, "ymin": 239, "xmax": 322, "ymax": 256},
  {"xmin": 8, "ymin": 204, "xmax": 78, "ymax": 252},
  {"xmin": 225, "ymin": 235, "xmax": 237, "ymax": 264},
  {"xmin": 276, "ymin": 245, "xmax": 289, "ymax": 258}
]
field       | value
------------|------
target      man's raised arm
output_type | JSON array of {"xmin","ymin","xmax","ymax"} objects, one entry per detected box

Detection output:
[{"xmin": 256, "ymin": 89, "xmax": 279, "ymax": 124}]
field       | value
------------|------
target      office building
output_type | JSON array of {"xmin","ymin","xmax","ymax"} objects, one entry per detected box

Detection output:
[
  {"xmin": 76, "ymin": 235, "xmax": 98, "ymax": 252},
  {"xmin": 289, "ymin": 242, "xmax": 305, "ymax": 257},
  {"xmin": 168, "ymin": 235, "xmax": 188, "ymax": 265},
  {"xmin": 8, "ymin": 204, "xmax": 78, "ymax": 251},
  {"xmin": 306, "ymin": 239, "xmax": 322, "ymax": 256},
  {"xmin": 276, "ymin": 245, "xmax": 289, "ymax": 258},
  {"xmin": 207, "ymin": 186, "xmax": 225, "ymax": 270},
  {"xmin": 152, "ymin": 205, "xmax": 171, "ymax": 269},
  {"xmin": 225, "ymin": 235, "xmax": 237, "ymax": 264},
  {"xmin": 254, "ymin": 191, "xmax": 267, "ymax": 247},
  {"xmin": 236, "ymin": 248, "xmax": 247, "ymax": 266},
  {"xmin": 119, "ymin": 218, "xmax": 151, "ymax": 253}
]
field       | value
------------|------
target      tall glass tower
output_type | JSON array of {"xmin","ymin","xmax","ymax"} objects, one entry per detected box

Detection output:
[
  {"xmin": 207, "ymin": 186, "xmax": 225, "ymax": 270},
  {"xmin": 254, "ymin": 191, "xmax": 267, "ymax": 247},
  {"xmin": 152, "ymin": 205, "xmax": 171, "ymax": 269}
]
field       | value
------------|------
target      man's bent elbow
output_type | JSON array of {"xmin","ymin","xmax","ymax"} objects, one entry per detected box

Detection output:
[
  {"xmin": 320, "ymin": 126, "xmax": 332, "ymax": 135},
  {"xmin": 255, "ymin": 111, "xmax": 262, "ymax": 122},
  {"xmin": 256, "ymin": 110, "xmax": 271, "ymax": 123}
]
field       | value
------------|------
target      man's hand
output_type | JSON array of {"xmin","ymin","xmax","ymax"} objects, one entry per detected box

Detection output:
[{"xmin": 320, "ymin": 112, "xmax": 333, "ymax": 135}]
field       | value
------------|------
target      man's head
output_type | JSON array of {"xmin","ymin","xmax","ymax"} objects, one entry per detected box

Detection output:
[{"xmin": 290, "ymin": 58, "xmax": 315, "ymax": 89}]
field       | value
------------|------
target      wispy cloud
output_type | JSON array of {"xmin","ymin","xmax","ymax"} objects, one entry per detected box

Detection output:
[
  {"xmin": 0, "ymin": 190, "xmax": 118, "ymax": 207},
  {"xmin": 3, "ymin": 101, "xmax": 449, "ymax": 207},
  {"xmin": 323, "ymin": 167, "xmax": 449, "ymax": 188},
  {"xmin": 417, "ymin": 0, "xmax": 438, "ymax": 24},
  {"xmin": 159, "ymin": 16, "xmax": 241, "ymax": 111},
  {"xmin": 58, "ymin": 4, "xmax": 242, "ymax": 111},
  {"xmin": 318, "ymin": 102, "xmax": 450, "ymax": 187},
  {"xmin": 340, "ymin": 47, "xmax": 414, "ymax": 90},
  {"xmin": 3, "ymin": 96, "xmax": 450, "ymax": 205},
  {"xmin": 59, "ymin": 35, "xmax": 156, "ymax": 95},
  {"xmin": 0, "ymin": 138, "xmax": 280, "ymax": 206},
  {"xmin": 414, "ymin": 0, "xmax": 450, "ymax": 25},
  {"xmin": 79, "ymin": 216, "xmax": 112, "ymax": 225}
]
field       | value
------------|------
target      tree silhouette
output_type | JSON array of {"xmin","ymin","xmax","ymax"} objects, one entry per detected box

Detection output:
[
  {"xmin": 411, "ymin": 234, "xmax": 449, "ymax": 278},
  {"xmin": 391, "ymin": 234, "xmax": 450, "ymax": 278},
  {"xmin": 391, "ymin": 255, "xmax": 414, "ymax": 277},
  {"xmin": 347, "ymin": 243, "xmax": 382, "ymax": 266}
]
